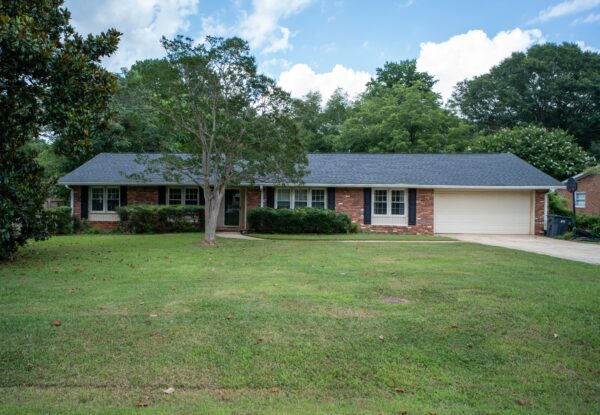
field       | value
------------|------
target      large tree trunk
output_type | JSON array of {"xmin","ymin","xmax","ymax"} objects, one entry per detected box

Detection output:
[{"xmin": 203, "ymin": 187, "xmax": 225, "ymax": 244}]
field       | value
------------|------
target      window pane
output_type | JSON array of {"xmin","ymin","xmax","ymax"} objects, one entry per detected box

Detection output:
[
  {"xmin": 169, "ymin": 188, "xmax": 182, "ymax": 205},
  {"xmin": 91, "ymin": 188, "xmax": 104, "ymax": 211},
  {"xmin": 185, "ymin": 188, "xmax": 199, "ymax": 205},
  {"xmin": 391, "ymin": 190, "xmax": 405, "ymax": 215},
  {"xmin": 374, "ymin": 190, "xmax": 387, "ymax": 215},
  {"xmin": 311, "ymin": 189, "xmax": 325, "ymax": 209},
  {"xmin": 276, "ymin": 189, "xmax": 291, "ymax": 209},
  {"xmin": 106, "ymin": 188, "xmax": 120, "ymax": 212},
  {"xmin": 575, "ymin": 192, "xmax": 586, "ymax": 207},
  {"xmin": 294, "ymin": 189, "xmax": 308, "ymax": 208}
]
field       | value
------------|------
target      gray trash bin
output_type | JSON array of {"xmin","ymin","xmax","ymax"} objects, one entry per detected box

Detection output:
[{"xmin": 547, "ymin": 214, "xmax": 571, "ymax": 237}]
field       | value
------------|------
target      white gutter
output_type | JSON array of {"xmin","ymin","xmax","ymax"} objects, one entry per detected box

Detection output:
[{"xmin": 58, "ymin": 182, "xmax": 565, "ymax": 190}]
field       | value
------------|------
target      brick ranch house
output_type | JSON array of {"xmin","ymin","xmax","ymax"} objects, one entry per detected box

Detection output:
[
  {"xmin": 557, "ymin": 169, "xmax": 600, "ymax": 215},
  {"xmin": 57, "ymin": 153, "xmax": 563, "ymax": 235}
]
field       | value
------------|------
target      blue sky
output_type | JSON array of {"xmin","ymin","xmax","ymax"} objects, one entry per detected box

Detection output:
[{"xmin": 66, "ymin": 0, "xmax": 600, "ymax": 101}]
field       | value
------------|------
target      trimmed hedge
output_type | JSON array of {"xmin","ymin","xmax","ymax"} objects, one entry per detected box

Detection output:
[
  {"xmin": 117, "ymin": 205, "xmax": 204, "ymax": 233},
  {"xmin": 247, "ymin": 207, "xmax": 354, "ymax": 234},
  {"xmin": 46, "ymin": 206, "xmax": 73, "ymax": 235}
]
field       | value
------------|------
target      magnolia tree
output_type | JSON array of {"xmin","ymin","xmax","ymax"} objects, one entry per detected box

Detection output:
[{"xmin": 135, "ymin": 36, "xmax": 306, "ymax": 244}]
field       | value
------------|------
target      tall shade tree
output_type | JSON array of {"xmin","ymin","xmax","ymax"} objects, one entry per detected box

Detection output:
[
  {"xmin": 471, "ymin": 126, "xmax": 596, "ymax": 180},
  {"xmin": 337, "ymin": 83, "xmax": 473, "ymax": 153},
  {"xmin": 136, "ymin": 36, "xmax": 306, "ymax": 244},
  {"xmin": 0, "ymin": 0, "xmax": 119, "ymax": 259},
  {"xmin": 366, "ymin": 60, "xmax": 436, "ymax": 96},
  {"xmin": 451, "ymin": 43, "xmax": 600, "ymax": 150}
]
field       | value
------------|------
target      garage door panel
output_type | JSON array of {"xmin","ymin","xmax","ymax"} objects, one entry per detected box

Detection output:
[{"xmin": 434, "ymin": 191, "xmax": 532, "ymax": 234}]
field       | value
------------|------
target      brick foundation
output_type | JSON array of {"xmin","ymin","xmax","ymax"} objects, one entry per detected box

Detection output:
[{"xmin": 90, "ymin": 221, "xmax": 119, "ymax": 231}]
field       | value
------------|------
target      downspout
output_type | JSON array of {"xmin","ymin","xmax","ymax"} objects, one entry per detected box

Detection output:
[
  {"xmin": 260, "ymin": 185, "xmax": 264, "ymax": 208},
  {"xmin": 544, "ymin": 189, "xmax": 552, "ymax": 233},
  {"xmin": 64, "ymin": 185, "xmax": 74, "ymax": 214}
]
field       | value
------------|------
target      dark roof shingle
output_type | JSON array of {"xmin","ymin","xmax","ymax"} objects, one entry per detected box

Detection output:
[{"xmin": 58, "ymin": 152, "xmax": 562, "ymax": 188}]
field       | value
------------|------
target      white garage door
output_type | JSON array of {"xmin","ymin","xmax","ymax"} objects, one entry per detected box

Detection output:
[{"xmin": 434, "ymin": 191, "xmax": 533, "ymax": 234}]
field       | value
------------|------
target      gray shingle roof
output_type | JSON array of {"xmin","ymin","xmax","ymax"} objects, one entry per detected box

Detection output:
[{"xmin": 58, "ymin": 152, "xmax": 563, "ymax": 188}]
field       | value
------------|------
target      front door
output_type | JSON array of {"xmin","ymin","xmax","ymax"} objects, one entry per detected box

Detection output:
[{"xmin": 224, "ymin": 189, "xmax": 241, "ymax": 227}]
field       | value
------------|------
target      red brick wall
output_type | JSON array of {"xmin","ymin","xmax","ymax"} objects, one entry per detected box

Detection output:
[
  {"xmin": 91, "ymin": 221, "xmax": 119, "ymax": 231},
  {"xmin": 127, "ymin": 186, "xmax": 159, "ymax": 205},
  {"xmin": 73, "ymin": 186, "xmax": 81, "ymax": 218},
  {"xmin": 247, "ymin": 187, "xmax": 264, "ymax": 211},
  {"xmin": 557, "ymin": 174, "xmax": 600, "ymax": 215},
  {"xmin": 335, "ymin": 188, "xmax": 364, "ymax": 224},
  {"xmin": 534, "ymin": 190, "xmax": 546, "ymax": 235},
  {"xmin": 334, "ymin": 188, "xmax": 434, "ymax": 235}
]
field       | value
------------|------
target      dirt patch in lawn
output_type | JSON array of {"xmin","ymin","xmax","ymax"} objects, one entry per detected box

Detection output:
[{"xmin": 381, "ymin": 296, "xmax": 411, "ymax": 304}]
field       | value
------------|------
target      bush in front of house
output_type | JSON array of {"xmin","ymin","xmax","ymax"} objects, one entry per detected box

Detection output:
[
  {"xmin": 117, "ymin": 205, "xmax": 205, "ymax": 233},
  {"xmin": 247, "ymin": 207, "xmax": 354, "ymax": 234},
  {"xmin": 549, "ymin": 193, "xmax": 600, "ymax": 237},
  {"xmin": 46, "ymin": 206, "xmax": 74, "ymax": 235}
]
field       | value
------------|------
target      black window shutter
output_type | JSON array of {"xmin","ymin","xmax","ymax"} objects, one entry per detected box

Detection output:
[
  {"xmin": 363, "ymin": 188, "xmax": 371, "ymax": 225},
  {"xmin": 120, "ymin": 186, "xmax": 128, "ymax": 207},
  {"xmin": 158, "ymin": 186, "xmax": 166, "ymax": 205},
  {"xmin": 408, "ymin": 188, "xmax": 417, "ymax": 225},
  {"xmin": 327, "ymin": 187, "xmax": 336, "ymax": 210},
  {"xmin": 199, "ymin": 187, "xmax": 205, "ymax": 205},
  {"xmin": 266, "ymin": 187, "xmax": 275, "ymax": 208},
  {"xmin": 80, "ymin": 186, "xmax": 89, "ymax": 219}
]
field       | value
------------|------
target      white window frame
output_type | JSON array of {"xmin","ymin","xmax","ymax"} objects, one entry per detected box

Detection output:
[
  {"xmin": 167, "ymin": 187, "xmax": 203, "ymax": 206},
  {"xmin": 89, "ymin": 186, "xmax": 120, "ymax": 213},
  {"xmin": 372, "ymin": 188, "xmax": 407, "ymax": 217},
  {"xmin": 575, "ymin": 191, "xmax": 586, "ymax": 208},
  {"xmin": 275, "ymin": 188, "xmax": 327, "ymax": 209}
]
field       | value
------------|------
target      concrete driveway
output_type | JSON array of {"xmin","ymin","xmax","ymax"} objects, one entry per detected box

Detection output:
[{"xmin": 444, "ymin": 234, "xmax": 600, "ymax": 265}]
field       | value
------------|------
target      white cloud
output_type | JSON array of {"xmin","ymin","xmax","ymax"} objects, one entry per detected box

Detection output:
[
  {"xmin": 530, "ymin": 0, "xmax": 600, "ymax": 23},
  {"xmin": 278, "ymin": 64, "xmax": 371, "ymax": 102},
  {"xmin": 66, "ymin": 0, "xmax": 198, "ymax": 72},
  {"xmin": 572, "ymin": 11, "xmax": 600, "ymax": 23},
  {"xmin": 239, "ymin": 0, "xmax": 314, "ymax": 53},
  {"xmin": 576, "ymin": 40, "xmax": 600, "ymax": 52},
  {"xmin": 416, "ymin": 28, "xmax": 544, "ymax": 101}
]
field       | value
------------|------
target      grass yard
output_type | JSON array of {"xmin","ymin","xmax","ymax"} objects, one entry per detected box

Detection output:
[
  {"xmin": 0, "ymin": 233, "xmax": 599, "ymax": 414},
  {"xmin": 247, "ymin": 233, "xmax": 453, "ymax": 241}
]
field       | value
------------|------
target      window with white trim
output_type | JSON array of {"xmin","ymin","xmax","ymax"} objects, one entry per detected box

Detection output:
[
  {"xmin": 168, "ymin": 188, "xmax": 182, "ymax": 205},
  {"xmin": 167, "ymin": 187, "xmax": 204, "ymax": 205},
  {"xmin": 275, "ymin": 188, "xmax": 327, "ymax": 209},
  {"xmin": 575, "ymin": 192, "xmax": 586, "ymax": 208},
  {"xmin": 90, "ymin": 187, "xmax": 120, "ymax": 213},
  {"xmin": 185, "ymin": 188, "xmax": 199, "ymax": 205},
  {"xmin": 372, "ymin": 189, "xmax": 406, "ymax": 216}
]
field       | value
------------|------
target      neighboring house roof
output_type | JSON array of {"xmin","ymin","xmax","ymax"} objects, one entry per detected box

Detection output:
[
  {"xmin": 58, "ymin": 152, "xmax": 563, "ymax": 189},
  {"xmin": 562, "ymin": 167, "xmax": 600, "ymax": 183}
]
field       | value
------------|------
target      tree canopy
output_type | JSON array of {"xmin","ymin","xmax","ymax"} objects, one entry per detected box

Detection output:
[
  {"xmin": 470, "ymin": 126, "xmax": 595, "ymax": 180},
  {"xmin": 133, "ymin": 36, "xmax": 306, "ymax": 243},
  {"xmin": 451, "ymin": 43, "xmax": 600, "ymax": 152},
  {"xmin": 0, "ymin": 0, "xmax": 119, "ymax": 259}
]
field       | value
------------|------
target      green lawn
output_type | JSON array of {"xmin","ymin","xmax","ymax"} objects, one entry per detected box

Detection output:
[
  {"xmin": 247, "ymin": 232, "xmax": 453, "ymax": 241},
  {"xmin": 0, "ymin": 233, "xmax": 598, "ymax": 414}
]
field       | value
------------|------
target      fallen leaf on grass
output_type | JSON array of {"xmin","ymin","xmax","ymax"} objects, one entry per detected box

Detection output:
[
  {"xmin": 270, "ymin": 387, "xmax": 280, "ymax": 393},
  {"xmin": 163, "ymin": 387, "xmax": 175, "ymax": 394},
  {"xmin": 256, "ymin": 338, "xmax": 263, "ymax": 344},
  {"xmin": 227, "ymin": 314, "xmax": 232, "ymax": 320},
  {"xmin": 99, "ymin": 305, "xmax": 107, "ymax": 310},
  {"xmin": 51, "ymin": 320, "xmax": 61, "ymax": 326},
  {"xmin": 466, "ymin": 343, "xmax": 474, "ymax": 349},
  {"xmin": 516, "ymin": 399, "xmax": 525, "ymax": 406},
  {"xmin": 138, "ymin": 302, "xmax": 145, "ymax": 306},
  {"xmin": 394, "ymin": 387, "xmax": 404, "ymax": 393},
  {"xmin": 134, "ymin": 401, "xmax": 149, "ymax": 407},
  {"xmin": 378, "ymin": 335, "xmax": 385, "ymax": 341},
  {"xmin": 149, "ymin": 314, "xmax": 158, "ymax": 318},
  {"xmin": 401, "ymin": 410, "xmax": 408, "ymax": 415},
  {"xmin": 68, "ymin": 288, "xmax": 77, "ymax": 293},
  {"xmin": 451, "ymin": 323, "xmax": 459, "ymax": 329}
]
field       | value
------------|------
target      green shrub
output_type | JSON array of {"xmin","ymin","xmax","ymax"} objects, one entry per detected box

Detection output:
[
  {"xmin": 46, "ymin": 206, "xmax": 73, "ymax": 235},
  {"xmin": 117, "ymin": 205, "xmax": 204, "ymax": 233},
  {"xmin": 247, "ymin": 207, "xmax": 353, "ymax": 234}
]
